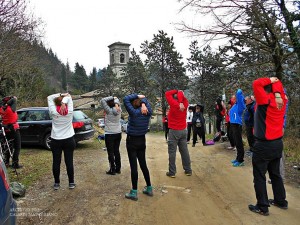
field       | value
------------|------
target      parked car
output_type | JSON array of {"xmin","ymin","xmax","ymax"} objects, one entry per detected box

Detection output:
[
  {"xmin": 120, "ymin": 121, "xmax": 150, "ymax": 133},
  {"xmin": 0, "ymin": 155, "xmax": 17, "ymax": 225},
  {"xmin": 97, "ymin": 118, "xmax": 105, "ymax": 128},
  {"xmin": 121, "ymin": 121, "xmax": 128, "ymax": 132},
  {"xmin": 17, "ymin": 107, "xmax": 95, "ymax": 150}
]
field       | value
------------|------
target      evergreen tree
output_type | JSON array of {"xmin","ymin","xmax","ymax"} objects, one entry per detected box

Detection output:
[
  {"xmin": 89, "ymin": 67, "xmax": 97, "ymax": 91},
  {"xmin": 187, "ymin": 41, "xmax": 225, "ymax": 118},
  {"xmin": 61, "ymin": 66, "xmax": 67, "ymax": 91},
  {"xmin": 95, "ymin": 65, "xmax": 120, "ymax": 97},
  {"xmin": 141, "ymin": 30, "xmax": 188, "ymax": 116}
]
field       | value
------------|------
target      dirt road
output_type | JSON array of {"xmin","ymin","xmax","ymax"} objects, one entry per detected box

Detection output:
[{"xmin": 17, "ymin": 133, "xmax": 300, "ymax": 225}]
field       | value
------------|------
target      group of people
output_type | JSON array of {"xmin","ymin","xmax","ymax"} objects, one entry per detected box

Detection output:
[
  {"xmin": 48, "ymin": 78, "xmax": 288, "ymax": 216},
  {"xmin": 186, "ymin": 104, "xmax": 206, "ymax": 147},
  {"xmin": 2, "ymin": 76, "xmax": 287, "ymax": 216},
  {"xmin": 215, "ymin": 78, "xmax": 288, "ymax": 215}
]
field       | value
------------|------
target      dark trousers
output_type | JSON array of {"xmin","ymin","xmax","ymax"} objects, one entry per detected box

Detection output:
[
  {"xmin": 126, "ymin": 135, "xmax": 151, "ymax": 190},
  {"xmin": 227, "ymin": 122, "xmax": 235, "ymax": 147},
  {"xmin": 192, "ymin": 126, "xmax": 205, "ymax": 145},
  {"xmin": 187, "ymin": 123, "xmax": 193, "ymax": 141},
  {"xmin": 4, "ymin": 128, "xmax": 21, "ymax": 166},
  {"xmin": 216, "ymin": 117, "xmax": 223, "ymax": 132},
  {"xmin": 246, "ymin": 125, "xmax": 255, "ymax": 151},
  {"xmin": 252, "ymin": 139, "xmax": 287, "ymax": 212},
  {"xmin": 164, "ymin": 123, "xmax": 169, "ymax": 140},
  {"xmin": 50, "ymin": 136, "xmax": 76, "ymax": 184},
  {"xmin": 231, "ymin": 123, "xmax": 244, "ymax": 162},
  {"xmin": 105, "ymin": 133, "xmax": 122, "ymax": 172}
]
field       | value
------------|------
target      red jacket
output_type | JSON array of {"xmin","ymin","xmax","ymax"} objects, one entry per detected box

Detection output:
[
  {"xmin": 165, "ymin": 90, "xmax": 189, "ymax": 130},
  {"xmin": 253, "ymin": 78, "xmax": 286, "ymax": 140}
]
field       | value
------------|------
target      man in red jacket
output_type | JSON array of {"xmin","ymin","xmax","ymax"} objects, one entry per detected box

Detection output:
[
  {"xmin": 248, "ymin": 77, "xmax": 288, "ymax": 216},
  {"xmin": 0, "ymin": 96, "xmax": 22, "ymax": 169},
  {"xmin": 165, "ymin": 90, "xmax": 192, "ymax": 178}
]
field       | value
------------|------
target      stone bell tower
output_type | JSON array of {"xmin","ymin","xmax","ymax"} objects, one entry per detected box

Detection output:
[{"xmin": 108, "ymin": 42, "xmax": 130, "ymax": 77}]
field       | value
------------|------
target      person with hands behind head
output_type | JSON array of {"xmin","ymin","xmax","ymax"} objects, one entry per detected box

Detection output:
[
  {"xmin": 248, "ymin": 77, "xmax": 288, "ymax": 216},
  {"xmin": 47, "ymin": 93, "xmax": 76, "ymax": 190},
  {"xmin": 100, "ymin": 96, "xmax": 122, "ymax": 175},
  {"xmin": 230, "ymin": 88, "xmax": 246, "ymax": 167},
  {"xmin": 123, "ymin": 93, "xmax": 153, "ymax": 201},
  {"xmin": 165, "ymin": 89, "xmax": 192, "ymax": 178},
  {"xmin": 0, "ymin": 96, "xmax": 21, "ymax": 169}
]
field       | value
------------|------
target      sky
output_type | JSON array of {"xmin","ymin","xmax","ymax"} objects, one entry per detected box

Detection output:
[{"xmin": 29, "ymin": 0, "xmax": 209, "ymax": 74}]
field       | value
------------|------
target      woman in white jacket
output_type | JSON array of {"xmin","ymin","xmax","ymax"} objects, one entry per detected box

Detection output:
[{"xmin": 47, "ymin": 93, "xmax": 76, "ymax": 190}]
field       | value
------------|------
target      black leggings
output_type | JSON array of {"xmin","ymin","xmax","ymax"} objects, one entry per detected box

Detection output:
[
  {"xmin": 50, "ymin": 136, "xmax": 76, "ymax": 184},
  {"xmin": 4, "ymin": 128, "xmax": 21, "ymax": 166},
  {"xmin": 126, "ymin": 135, "xmax": 151, "ymax": 190},
  {"xmin": 105, "ymin": 133, "xmax": 122, "ymax": 171}
]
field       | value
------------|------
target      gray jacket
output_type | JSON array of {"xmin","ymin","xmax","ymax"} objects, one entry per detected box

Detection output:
[{"xmin": 100, "ymin": 96, "xmax": 122, "ymax": 134}]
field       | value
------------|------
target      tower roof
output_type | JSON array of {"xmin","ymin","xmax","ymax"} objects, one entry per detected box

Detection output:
[{"xmin": 108, "ymin": 42, "xmax": 131, "ymax": 48}]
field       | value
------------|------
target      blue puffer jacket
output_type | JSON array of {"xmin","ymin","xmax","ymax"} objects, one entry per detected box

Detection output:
[
  {"xmin": 244, "ymin": 101, "xmax": 255, "ymax": 127},
  {"xmin": 123, "ymin": 94, "xmax": 152, "ymax": 136},
  {"xmin": 229, "ymin": 89, "xmax": 246, "ymax": 125}
]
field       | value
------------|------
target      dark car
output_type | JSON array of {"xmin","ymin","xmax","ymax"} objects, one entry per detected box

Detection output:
[
  {"xmin": 0, "ymin": 155, "xmax": 17, "ymax": 225},
  {"xmin": 17, "ymin": 107, "xmax": 95, "ymax": 150}
]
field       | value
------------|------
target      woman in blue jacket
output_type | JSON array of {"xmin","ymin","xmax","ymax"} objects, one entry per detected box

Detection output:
[
  {"xmin": 230, "ymin": 89, "xmax": 246, "ymax": 167},
  {"xmin": 123, "ymin": 94, "xmax": 153, "ymax": 201}
]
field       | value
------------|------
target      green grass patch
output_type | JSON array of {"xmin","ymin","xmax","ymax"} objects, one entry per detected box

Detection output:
[
  {"xmin": 8, "ymin": 137, "xmax": 105, "ymax": 188},
  {"xmin": 8, "ymin": 147, "xmax": 52, "ymax": 188},
  {"xmin": 284, "ymin": 136, "xmax": 300, "ymax": 163}
]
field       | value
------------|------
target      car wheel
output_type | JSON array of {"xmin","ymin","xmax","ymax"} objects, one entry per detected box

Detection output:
[{"xmin": 43, "ymin": 133, "xmax": 51, "ymax": 150}]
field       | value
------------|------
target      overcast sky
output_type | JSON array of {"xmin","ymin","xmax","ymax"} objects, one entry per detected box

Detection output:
[{"xmin": 29, "ymin": 0, "xmax": 207, "ymax": 73}]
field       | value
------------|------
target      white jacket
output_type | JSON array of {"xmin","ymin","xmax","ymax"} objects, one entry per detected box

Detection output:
[{"xmin": 47, "ymin": 93, "xmax": 75, "ymax": 140}]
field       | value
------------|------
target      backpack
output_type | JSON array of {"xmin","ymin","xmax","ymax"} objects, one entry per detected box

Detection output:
[
  {"xmin": 213, "ymin": 132, "xmax": 221, "ymax": 142},
  {"xmin": 10, "ymin": 182, "xmax": 26, "ymax": 198}
]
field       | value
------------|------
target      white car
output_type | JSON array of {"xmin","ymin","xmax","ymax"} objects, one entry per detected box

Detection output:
[{"xmin": 121, "ymin": 121, "xmax": 128, "ymax": 133}]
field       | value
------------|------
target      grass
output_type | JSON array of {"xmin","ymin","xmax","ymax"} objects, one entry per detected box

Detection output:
[
  {"xmin": 8, "ymin": 134, "xmax": 105, "ymax": 188},
  {"xmin": 284, "ymin": 136, "xmax": 300, "ymax": 163},
  {"xmin": 8, "ymin": 147, "xmax": 52, "ymax": 188}
]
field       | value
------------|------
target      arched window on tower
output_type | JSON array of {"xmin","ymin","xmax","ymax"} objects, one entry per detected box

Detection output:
[{"xmin": 120, "ymin": 53, "xmax": 125, "ymax": 63}]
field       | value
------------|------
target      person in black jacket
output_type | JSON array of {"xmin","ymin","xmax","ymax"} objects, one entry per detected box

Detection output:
[
  {"xmin": 192, "ymin": 104, "xmax": 206, "ymax": 147},
  {"xmin": 244, "ymin": 95, "xmax": 256, "ymax": 156}
]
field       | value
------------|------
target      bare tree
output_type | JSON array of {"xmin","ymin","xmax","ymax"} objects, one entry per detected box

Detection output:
[
  {"xmin": 177, "ymin": 0, "xmax": 300, "ymax": 79},
  {"xmin": 0, "ymin": 0, "xmax": 42, "ymax": 93}
]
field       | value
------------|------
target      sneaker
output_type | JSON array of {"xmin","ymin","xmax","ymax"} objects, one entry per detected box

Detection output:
[
  {"xmin": 192, "ymin": 144, "xmax": 195, "ymax": 147},
  {"xmin": 166, "ymin": 172, "xmax": 175, "ymax": 178},
  {"xmin": 231, "ymin": 159, "xmax": 237, "ymax": 164},
  {"xmin": 187, "ymin": 141, "xmax": 190, "ymax": 144},
  {"xmin": 115, "ymin": 170, "xmax": 121, "ymax": 174},
  {"xmin": 125, "ymin": 189, "xmax": 138, "ymax": 201},
  {"xmin": 248, "ymin": 204, "xmax": 269, "ymax": 216},
  {"xmin": 11, "ymin": 164, "xmax": 23, "ymax": 169},
  {"xmin": 69, "ymin": 183, "xmax": 76, "ymax": 189},
  {"xmin": 184, "ymin": 171, "xmax": 192, "ymax": 176},
  {"xmin": 233, "ymin": 147, "xmax": 237, "ymax": 151},
  {"xmin": 106, "ymin": 169, "xmax": 116, "ymax": 175},
  {"xmin": 143, "ymin": 186, "xmax": 153, "ymax": 197},
  {"xmin": 227, "ymin": 147, "xmax": 234, "ymax": 150},
  {"xmin": 233, "ymin": 161, "xmax": 244, "ymax": 167},
  {"xmin": 269, "ymin": 199, "xmax": 288, "ymax": 209},
  {"xmin": 53, "ymin": 183, "xmax": 60, "ymax": 190}
]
